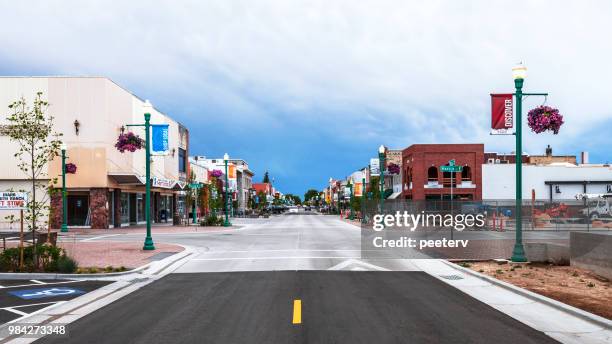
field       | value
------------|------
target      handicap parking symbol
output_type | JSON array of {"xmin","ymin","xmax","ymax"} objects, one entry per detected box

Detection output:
[{"xmin": 8, "ymin": 287, "xmax": 85, "ymax": 300}]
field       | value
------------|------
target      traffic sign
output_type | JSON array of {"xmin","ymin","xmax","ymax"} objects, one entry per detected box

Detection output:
[
  {"xmin": 440, "ymin": 165, "xmax": 462, "ymax": 172},
  {"xmin": 440, "ymin": 159, "xmax": 462, "ymax": 172},
  {"xmin": 9, "ymin": 287, "xmax": 85, "ymax": 300},
  {"xmin": 189, "ymin": 183, "xmax": 203, "ymax": 189}
]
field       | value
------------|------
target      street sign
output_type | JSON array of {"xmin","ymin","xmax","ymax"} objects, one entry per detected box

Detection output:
[
  {"xmin": 9, "ymin": 287, "xmax": 85, "ymax": 300},
  {"xmin": 440, "ymin": 160, "xmax": 462, "ymax": 173},
  {"xmin": 189, "ymin": 183, "xmax": 203, "ymax": 189}
]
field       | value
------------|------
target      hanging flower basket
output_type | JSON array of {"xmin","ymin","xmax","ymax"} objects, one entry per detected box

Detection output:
[
  {"xmin": 387, "ymin": 163, "xmax": 400, "ymax": 175},
  {"xmin": 527, "ymin": 106, "xmax": 564, "ymax": 134},
  {"xmin": 115, "ymin": 132, "xmax": 145, "ymax": 153},
  {"xmin": 211, "ymin": 169, "xmax": 223, "ymax": 178},
  {"xmin": 65, "ymin": 163, "xmax": 77, "ymax": 174}
]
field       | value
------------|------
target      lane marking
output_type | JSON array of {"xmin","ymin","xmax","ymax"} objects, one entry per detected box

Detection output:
[
  {"xmin": 3, "ymin": 280, "xmax": 80, "ymax": 289},
  {"xmin": 292, "ymin": 299, "xmax": 301, "ymax": 324},
  {"xmin": 190, "ymin": 256, "xmax": 361, "ymax": 261},
  {"xmin": 2, "ymin": 308, "xmax": 27, "ymax": 316},
  {"xmin": 81, "ymin": 234, "xmax": 122, "ymax": 242},
  {"xmin": 30, "ymin": 280, "xmax": 46, "ymax": 285}
]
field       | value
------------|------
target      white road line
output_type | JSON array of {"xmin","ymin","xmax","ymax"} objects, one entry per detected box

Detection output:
[
  {"xmin": 81, "ymin": 234, "xmax": 122, "ymax": 242},
  {"xmin": 30, "ymin": 280, "xmax": 46, "ymax": 285},
  {"xmin": 3, "ymin": 280, "xmax": 79, "ymax": 289},
  {"xmin": 7, "ymin": 301, "xmax": 66, "ymax": 324},
  {"xmin": 190, "ymin": 256, "xmax": 362, "ymax": 261},
  {"xmin": 2, "ymin": 308, "xmax": 27, "ymax": 316},
  {"xmin": 11, "ymin": 301, "xmax": 61, "ymax": 309}
]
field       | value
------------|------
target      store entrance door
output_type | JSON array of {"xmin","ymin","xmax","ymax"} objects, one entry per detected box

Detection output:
[{"xmin": 67, "ymin": 195, "xmax": 89, "ymax": 226}]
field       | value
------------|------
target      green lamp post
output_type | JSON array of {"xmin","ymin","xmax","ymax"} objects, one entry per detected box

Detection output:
[
  {"xmin": 347, "ymin": 177, "xmax": 354, "ymax": 220},
  {"xmin": 127, "ymin": 100, "xmax": 155, "ymax": 250},
  {"xmin": 223, "ymin": 153, "xmax": 232, "ymax": 227},
  {"xmin": 510, "ymin": 63, "xmax": 547, "ymax": 262},
  {"xmin": 60, "ymin": 143, "xmax": 68, "ymax": 232},
  {"xmin": 378, "ymin": 145, "xmax": 386, "ymax": 214},
  {"xmin": 362, "ymin": 175, "xmax": 367, "ymax": 224}
]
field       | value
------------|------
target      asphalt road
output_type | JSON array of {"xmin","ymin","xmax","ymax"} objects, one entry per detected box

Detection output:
[{"xmin": 38, "ymin": 271, "xmax": 557, "ymax": 344}]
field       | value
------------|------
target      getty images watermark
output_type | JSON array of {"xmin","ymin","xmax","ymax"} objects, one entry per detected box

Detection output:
[{"xmin": 360, "ymin": 203, "xmax": 490, "ymax": 259}]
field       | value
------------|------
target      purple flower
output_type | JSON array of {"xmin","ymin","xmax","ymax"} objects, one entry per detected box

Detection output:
[
  {"xmin": 527, "ymin": 106, "xmax": 564, "ymax": 134},
  {"xmin": 115, "ymin": 132, "xmax": 145, "ymax": 153},
  {"xmin": 65, "ymin": 163, "xmax": 77, "ymax": 174},
  {"xmin": 211, "ymin": 169, "xmax": 223, "ymax": 178}
]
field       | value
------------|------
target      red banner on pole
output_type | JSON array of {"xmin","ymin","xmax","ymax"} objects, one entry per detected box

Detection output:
[{"xmin": 490, "ymin": 93, "xmax": 513, "ymax": 134}]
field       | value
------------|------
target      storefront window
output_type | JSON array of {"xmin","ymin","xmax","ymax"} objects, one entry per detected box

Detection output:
[
  {"xmin": 120, "ymin": 193, "xmax": 129, "ymax": 224},
  {"xmin": 137, "ymin": 193, "xmax": 145, "ymax": 222}
]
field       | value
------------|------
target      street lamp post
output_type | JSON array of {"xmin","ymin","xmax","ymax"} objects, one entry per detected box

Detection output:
[
  {"xmin": 127, "ymin": 101, "xmax": 155, "ymax": 250},
  {"xmin": 223, "ymin": 153, "xmax": 232, "ymax": 227},
  {"xmin": 510, "ymin": 63, "xmax": 547, "ymax": 262},
  {"xmin": 378, "ymin": 145, "xmax": 386, "ymax": 214},
  {"xmin": 347, "ymin": 178, "xmax": 354, "ymax": 220},
  {"xmin": 362, "ymin": 175, "xmax": 367, "ymax": 223},
  {"xmin": 60, "ymin": 143, "xmax": 68, "ymax": 233}
]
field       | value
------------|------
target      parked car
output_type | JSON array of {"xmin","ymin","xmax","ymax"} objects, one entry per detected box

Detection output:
[
  {"xmin": 288, "ymin": 206, "xmax": 299, "ymax": 213},
  {"xmin": 580, "ymin": 195, "xmax": 612, "ymax": 220}
]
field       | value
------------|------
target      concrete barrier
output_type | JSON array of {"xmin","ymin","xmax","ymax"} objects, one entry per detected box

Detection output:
[
  {"xmin": 525, "ymin": 242, "xmax": 569, "ymax": 264},
  {"xmin": 570, "ymin": 232, "xmax": 612, "ymax": 280}
]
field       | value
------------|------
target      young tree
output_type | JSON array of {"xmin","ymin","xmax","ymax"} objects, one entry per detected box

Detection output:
[
  {"xmin": 5, "ymin": 93, "xmax": 62, "ymax": 268},
  {"xmin": 303, "ymin": 189, "xmax": 319, "ymax": 203},
  {"xmin": 262, "ymin": 171, "xmax": 270, "ymax": 183}
]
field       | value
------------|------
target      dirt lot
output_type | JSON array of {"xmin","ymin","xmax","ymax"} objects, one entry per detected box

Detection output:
[{"xmin": 463, "ymin": 261, "xmax": 611, "ymax": 320}]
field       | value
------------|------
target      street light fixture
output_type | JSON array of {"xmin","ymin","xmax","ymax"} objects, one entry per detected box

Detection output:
[
  {"xmin": 223, "ymin": 153, "xmax": 232, "ymax": 227},
  {"xmin": 510, "ymin": 63, "xmax": 547, "ymax": 262},
  {"xmin": 125, "ymin": 100, "xmax": 155, "ymax": 250},
  {"xmin": 378, "ymin": 145, "xmax": 386, "ymax": 215},
  {"xmin": 347, "ymin": 177, "xmax": 354, "ymax": 220},
  {"xmin": 60, "ymin": 143, "xmax": 68, "ymax": 233}
]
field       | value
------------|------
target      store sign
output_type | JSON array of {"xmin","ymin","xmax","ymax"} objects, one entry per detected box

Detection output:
[
  {"xmin": 0, "ymin": 192, "xmax": 28, "ymax": 210},
  {"xmin": 370, "ymin": 158, "xmax": 380, "ymax": 176},
  {"xmin": 152, "ymin": 177, "xmax": 174, "ymax": 188},
  {"xmin": 491, "ymin": 94, "xmax": 514, "ymax": 135},
  {"xmin": 228, "ymin": 164, "xmax": 237, "ymax": 180},
  {"xmin": 151, "ymin": 124, "xmax": 170, "ymax": 155},
  {"xmin": 354, "ymin": 182, "xmax": 363, "ymax": 197}
]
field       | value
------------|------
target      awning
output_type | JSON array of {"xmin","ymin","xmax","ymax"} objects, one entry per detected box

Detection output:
[
  {"xmin": 387, "ymin": 192, "xmax": 402, "ymax": 199},
  {"xmin": 108, "ymin": 173, "xmax": 145, "ymax": 185}
]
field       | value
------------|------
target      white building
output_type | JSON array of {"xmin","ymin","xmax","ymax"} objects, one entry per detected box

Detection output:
[
  {"xmin": 483, "ymin": 163, "xmax": 612, "ymax": 200},
  {"xmin": 0, "ymin": 77, "xmax": 190, "ymax": 229}
]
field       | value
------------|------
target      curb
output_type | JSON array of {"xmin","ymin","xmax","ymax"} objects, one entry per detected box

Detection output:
[
  {"xmin": 0, "ymin": 245, "xmax": 191, "ymax": 280},
  {"xmin": 443, "ymin": 260, "xmax": 612, "ymax": 330}
]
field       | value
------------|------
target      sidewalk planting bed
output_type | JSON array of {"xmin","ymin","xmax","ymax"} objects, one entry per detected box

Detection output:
[{"xmin": 462, "ymin": 261, "xmax": 611, "ymax": 319}]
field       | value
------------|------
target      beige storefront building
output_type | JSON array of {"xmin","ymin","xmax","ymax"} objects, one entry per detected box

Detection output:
[{"xmin": 0, "ymin": 77, "xmax": 189, "ymax": 229}]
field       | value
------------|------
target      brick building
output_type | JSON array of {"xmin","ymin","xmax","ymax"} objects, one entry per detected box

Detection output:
[{"xmin": 402, "ymin": 144, "xmax": 484, "ymax": 200}]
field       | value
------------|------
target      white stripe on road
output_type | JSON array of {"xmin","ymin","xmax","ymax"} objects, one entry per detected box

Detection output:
[
  {"xmin": 2, "ymin": 307, "xmax": 27, "ymax": 316},
  {"xmin": 81, "ymin": 234, "xmax": 122, "ymax": 242},
  {"xmin": 3, "ymin": 280, "xmax": 79, "ymax": 289},
  {"xmin": 30, "ymin": 280, "xmax": 46, "ymax": 285},
  {"xmin": 190, "ymin": 256, "xmax": 362, "ymax": 261}
]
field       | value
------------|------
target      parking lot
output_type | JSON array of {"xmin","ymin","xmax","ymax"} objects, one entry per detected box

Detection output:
[{"xmin": 0, "ymin": 279, "xmax": 111, "ymax": 323}]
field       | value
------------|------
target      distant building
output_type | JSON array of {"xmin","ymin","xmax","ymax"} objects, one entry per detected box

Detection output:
[
  {"xmin": 485, "ymin": 145, "xmax": 577, "ymax": 165},
  {"xmin": 402, "ymin": 144, "xmax": 483, "ymax": 200}
]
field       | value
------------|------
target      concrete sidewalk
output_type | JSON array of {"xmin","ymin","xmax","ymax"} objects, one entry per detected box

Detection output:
[{"xmin": 414, "ymin": 259, "xmax": 612, "ymax": 344}]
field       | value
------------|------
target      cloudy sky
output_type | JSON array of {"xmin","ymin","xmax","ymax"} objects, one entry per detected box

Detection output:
[{"xmin": 1, "ymin": 0, "xmax": 611, "ymax": 195}]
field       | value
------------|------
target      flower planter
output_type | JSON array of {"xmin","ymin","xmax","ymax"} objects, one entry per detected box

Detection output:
[
  {"xmin": 115, "ymin": 132, "xmax": 145, "ymax": 153},
  {"xmin": 65, "ymin": 163, "xmax": 77, "ymax": 174},
  {"xmin": 527, "ymin": 106, "xmax": 564, "ymax": 134}
]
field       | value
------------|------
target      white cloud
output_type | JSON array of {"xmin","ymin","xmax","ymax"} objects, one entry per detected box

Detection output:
[{"xmin": 1, "ymin": 0, "xmax": 611, "ymax": 158}]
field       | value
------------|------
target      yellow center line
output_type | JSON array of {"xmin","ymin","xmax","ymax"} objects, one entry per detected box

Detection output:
[{"xmin": 292, "ymin": 299, "xmax": 302, "ymax": 324}]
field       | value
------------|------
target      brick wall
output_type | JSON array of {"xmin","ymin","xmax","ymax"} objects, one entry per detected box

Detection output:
[
  {"xmin": 402, "ymin": 144, "xmax": 484, "ymax": 200},
  {"xmin": 90, "ymin": 188, "xmax": 109, "ymax": 229}
]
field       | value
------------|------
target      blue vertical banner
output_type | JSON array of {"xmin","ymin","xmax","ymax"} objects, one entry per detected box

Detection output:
[{"xmin": 151, "ymin": 124, "xmax": 169, "ymax": 155}]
